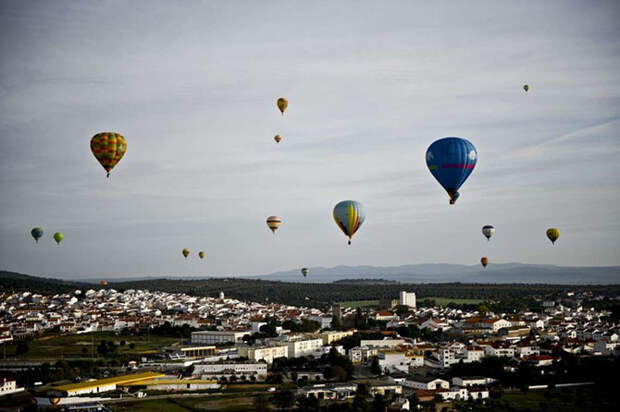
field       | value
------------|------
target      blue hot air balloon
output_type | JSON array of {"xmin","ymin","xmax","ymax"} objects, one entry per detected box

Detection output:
[
  {"xmin": 426, "ymin": 137, "xmax": 477, "ymax": 204},
  {"xmin": 333, "ymin": 200, "xmax": 365, "ymax": 245}
]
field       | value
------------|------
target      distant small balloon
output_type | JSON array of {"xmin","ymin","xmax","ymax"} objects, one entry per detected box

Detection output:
[
  {"xmin": 481, "ymin": 257, "xmax": 489, "ymax": 268},
  {"xmin": 100, "ymin": 280, "xmax": 108, "ymax": 286},
  {"xmin": 546, "ymin": 228, "xmax": 560, "ymax": 245},
  {"xmin": 301, "ymin": 268, "xmax": 309, "ymax": 277},
  {"xmin": 482, "ymin": 225, "xmax": 495, "ymax": 241},
  {"xmin": 53, "ymin": 232, "xmax": 64, "ymax": 245},
  {"xmin": 266, "ymin": 216, "xmax": 282, "ymax": 234},
  {"xmin": 523, "ymin": 84, "xmax": 529, "ymax": 92},
  {"xmin": 31, "ymin": 227, "xmax": 43, "ymax": 244},
  {"xmin": 199, "ymin": 251, "xmax": 205, "ymax": 259},
  {"xmin": 182, "ymin": 248, "xmax": 190, "ymax": 259},
  {"xmin": 274, "ymin": 135, "xmax": 282, "ymax": 143},
  {"xmin": 277, "ymin": 98, "xmax": 288, "ymax": 115}
]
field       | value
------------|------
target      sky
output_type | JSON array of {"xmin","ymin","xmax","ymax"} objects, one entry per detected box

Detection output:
[{"xmin": 1, "ymin": 1, "xmax": 619, "ymax": 279}]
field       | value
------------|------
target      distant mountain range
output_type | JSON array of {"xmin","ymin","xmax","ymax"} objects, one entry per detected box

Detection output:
[
  {"xmin": 251, "ymin": 263, "xmax": 620, "ymax": 284},
  {"xmin": 1, "ymin": 263, "xmax": 619, "ymax": 288}
]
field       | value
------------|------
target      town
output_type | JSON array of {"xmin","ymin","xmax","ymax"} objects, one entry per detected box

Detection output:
[{"xmin": 0, "ymin": 286, "xmax": 618, "ymax": 411}]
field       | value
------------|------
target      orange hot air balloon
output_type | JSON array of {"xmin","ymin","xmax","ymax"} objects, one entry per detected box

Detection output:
[
  {"xmin": 277, "ymin": 98, "xmax": 288, "ymax": 115},
  {"xmin": 274, "ymin": 135, "xmax": 282, "ymax": 143},
  {"xmin": 266, "ymin": 216, "xmax": 282, "ymax": 233},
  {"xmin": 480, "ymin": 257, "xmax": 489, "ymax": 268},
  {"xmin": 100, "ymin": 280, "xmax": 108, "ymax": 286},
  {"xmin": 90, "ymin": 132, "xmax": 127, "ymax": 178}
]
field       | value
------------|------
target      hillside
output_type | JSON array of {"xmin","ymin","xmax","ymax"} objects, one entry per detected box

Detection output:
[{"xmin": 254, "ymin": 263, "xmax": 620, "ymax": 284}]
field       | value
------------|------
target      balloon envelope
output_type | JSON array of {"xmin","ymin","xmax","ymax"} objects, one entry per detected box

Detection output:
[
  {"xmin": 301, "ymin": 268, "xmax": 309, "ymax": 277},
  {"xmin": 333, "ymin": 200, "xmax": 365, "ymax": 244},
  {"xmin": 274, "ymin": 135, "xmax": 282, "ymax": 143},
  {"xmin": 277, "ymin": 98, "xmax": 288, "ymax": 115},
  {"xmin": 198, "ymin": 251, "xmax": 205, "ymax": 259},
  {"xmin": 481, "ymin": 257, "xmax": 489, "ymax": 268},
  {"xmin": 426, "ymin": 137, "xmax": 477, "ymax": 204},
  {"xmin": 31, "ymin": 227, "xmax": 43, "ymax": 243},
  {"xmin": 523, "ymin": 84, "xmax": 529, "ymax": 92},
  {"xmin": 546, "ymin": 228, "xmax": 560, "ymax": 245},
  {"xmin": 90, "ymin": 132, "xmax": 127, "ymax": 177},
  {"xmin": 100, "ymin": 280, "xmax": 108, "ymax": 286},
  {"xmin": 266, "ymin": 216, "xmax": 282, "ymax": 233},
  {"xmin": 182, "ymin": 248, "xmax": 190, "ymax": 258},
  {"xmin": 482, "ymin": 225, "xmax": 495, "ymax": 240},
  {"xmin": 53, "ymin": 232, "xmax": 64, "ymax": 245}
]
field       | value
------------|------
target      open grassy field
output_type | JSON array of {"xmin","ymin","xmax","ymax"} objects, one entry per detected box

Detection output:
[
  {"xmin": 4, "ymin": 332, "xmax": 183, "ymax": 360},
  {"xmin": 109, "ymin": 399, "xmax": 193, "ymax": 412},
  {"xmin": 338, "ymin": 296, "xmax": 483, "ymax": 308}
]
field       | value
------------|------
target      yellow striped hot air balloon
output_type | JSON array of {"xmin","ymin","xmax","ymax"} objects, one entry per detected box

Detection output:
[
  {"xmin": 266, "ymin": 216, "xmax": 282, "ymax": 234},
  {"xmin": 199, "ymin": 251, "xmax": 205, "ymax": 259},
  {"xmin": 90, "ymin": 132, "xmax": 127, "ymax": 178},
  {"xmin": 333, "ymin": 200, "xmax": 365, "ymax": 245}
]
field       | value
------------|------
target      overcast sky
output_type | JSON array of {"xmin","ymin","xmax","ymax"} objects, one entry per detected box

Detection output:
[{"xmin": 1, "ymin": 1, "xmax": 619, "ymax": 279}]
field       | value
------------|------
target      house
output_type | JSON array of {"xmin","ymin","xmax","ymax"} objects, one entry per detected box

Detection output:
[
  {"xmin": 452, "ymin": 376, "xmax": 494, "ymax": 387},
  {"xmin": 403, "ymin": 375, "xmax": 449, "ymax": 390}
]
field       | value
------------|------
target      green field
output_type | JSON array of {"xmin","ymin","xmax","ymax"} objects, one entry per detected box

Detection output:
[
  {"xmin": 338, "ymin": 296, "xmax": 483, "ymax": 308},
  {"xmin": 4, "ymin": 332, "xmax": 183, "ymax": 360}
]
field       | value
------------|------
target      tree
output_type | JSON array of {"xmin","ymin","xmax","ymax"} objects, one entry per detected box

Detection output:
[
  {"xmin": 372, "ymin": 394, "xmax": 388, "ymax": 411},
  {"xmin": 370, "ymin": 356, "xmax": 381, "ymax": 375},
  {"xmin": 356, "ymin": 382, "xmax": 369, "ymax": 396},
  {"xmin": 408, "ymin": 392, "xmax": 419, "ymax": 409},
  {"xmin": 325, "ymin": 365, "xmax": 347, "ymax": 381},
  {"xmin": 120, "ymin": 340, "xmax": 126, "ymax": 346},
  {"xmin": 254, "ymin": 394, "xmax": 272, "ymax": 412},
  {"xmin": 271, "ymin": 389, "xmax": 295, "ymax": 409},
  {"xmin": 297, "ymin": 395, "xmax": 319, "ymax": 412},
  {"xmin": 129, "ymin": 343, "xmax": 136, "ymax": 350},
  {"xmin": 477, "ymin": 302, "xmax": 491, "ymax": 314},
  {"xmin": 81, "ymin": 347, "xmax": 88, "ymax": 356},
  {"xmin": 16, "ymin": 341, "xmax": 29, "ymax": 356}
]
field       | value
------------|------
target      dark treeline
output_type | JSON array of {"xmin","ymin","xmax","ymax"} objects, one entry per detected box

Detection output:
[{"xmin": 2, "ymin": 271, "xmax": 619, "ymax": 311}]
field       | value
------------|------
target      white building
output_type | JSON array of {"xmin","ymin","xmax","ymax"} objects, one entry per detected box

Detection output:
[
  {"xmin": 287, "ymin": 338, "xmax": 324, "ymax": 358},
  {"xmin": 194, "ymin": 361, "xmax": 268, "ymax": 381},
  {"xmin": 238, "ymin": 344, "xmax": 288, "ymax": 364},
  {"xmin": 378, "ymin": 351, "xmax": 411, "ymax": 373},
  {"xmin": 399, "ymin": 291, "xmax": 416, "ymax": 308},
  {"xmin": 452, "ymin": 376, "xmax": 495, "ymax": 387},
  {"xmin": 191, "ymin": 330, "xmax": 250, "ymax": 345},
  {"xmin": 0, "ymin": 377, "xmax": 22, "ymax": 396},
  {"xmin": 403, "ymin": 376, "xmax": 449, "ymax": 390},
  {"xmin": 321, "ymin": 330, "xmax": 354, "ymax": 345}
]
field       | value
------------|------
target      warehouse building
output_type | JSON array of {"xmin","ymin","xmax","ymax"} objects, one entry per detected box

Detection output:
[{"xmin": 51, "ymin": 372, "xmax": 164, "ymax": 396}]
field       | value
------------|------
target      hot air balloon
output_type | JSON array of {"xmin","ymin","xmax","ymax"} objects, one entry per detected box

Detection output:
[
  {"xmin": 523, "ymin": 84, "xmax": 529, "ymax": 92},
  {"xmin": 199, "ymin": 251, "xmax": 205, "ymax": 259},
  {"xmin": 31, "ymin": 227, "xmax": 43, "ymax": 244},
  {"xmin": 274, "ymin": 135, "xmax": 282, "ymax": 143},
  {"xmin": 333, "ymin": 200, "xmax": 365, "ymax": 245},
  {"xmin": 426, "ymin": 137, "xmax": 477, "ymax": 204},
  {"xmin": 277, "ymin": 98, "xmax": 288, "ymax": 115},
  {"xmin": 482, "ymin": 225, "xmax": 495, "ymax": 241},
  {"xmin": 481, "ymin": 257, "xmax": 489, "ymax": 268},
  {"xmin": 100, "ymin": 280, "xmax": 108, "ymax": 286},
  {"xmin": 90, "ymin": 132, "xmax": 127, "ymax": 178},
  {"xmin": 301, "ymin": 268, "xmax": 309, "ymax": 277},
  {"xmin": 266, "ymin": 216, "xmax": 282, "ymax": 233},
  {"xmin": 182, "ymin": 248, "xmax": 190, "ymax": 259},
  {"xmin": 546, "ymin": 228, "xmax": 560, "ymax": 245},
  {"xmin": 53, "ymin": 232, "xmax": 64, "ymax": 245}
]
